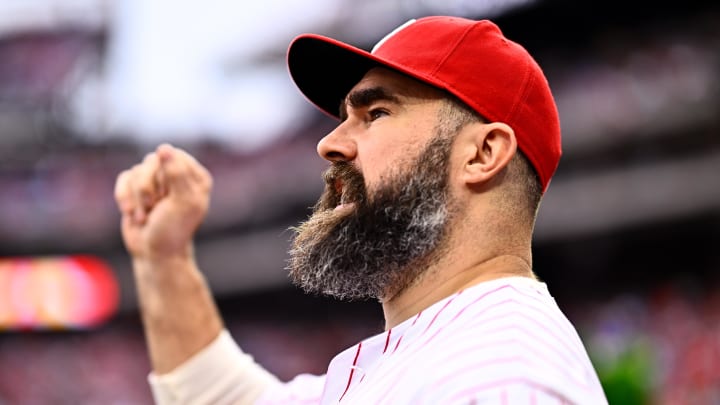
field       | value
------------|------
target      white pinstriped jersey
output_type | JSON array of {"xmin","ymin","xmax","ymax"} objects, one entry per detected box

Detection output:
[{"xmin": 257, "ymin": 277, "xmax": 607, "ymax": 404}]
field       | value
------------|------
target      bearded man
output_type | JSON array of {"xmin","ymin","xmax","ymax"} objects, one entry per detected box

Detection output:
[{"xmin": 115, "ymin": 16, "xmax": 608, "ymax": 404}]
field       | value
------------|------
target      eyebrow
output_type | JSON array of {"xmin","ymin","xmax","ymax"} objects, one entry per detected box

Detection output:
[{"xmin": 338, "ymin": 86, "xmax": 401, "ymax": 121}]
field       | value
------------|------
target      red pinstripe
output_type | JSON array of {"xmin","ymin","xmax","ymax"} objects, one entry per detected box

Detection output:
[
  {"xmin": 382, "ymin": 329, "xmax": 392, "ymax": 354},
  {"xmin": 430, "ymin": 340, "xmax": 592, "ymax": 391},
  {"xmin": 388, "ymin": 312, "xmax": 421, "ymax": 355},
  {"xmin": 412, "ymin": 311, "xmax": 423, "ymax": 326},
  {"xmin": 447, "ymin": 326, "xmax": 590, "ymax": 387},
  {"xmin": 357, "ymin": 284, "xmax": 596, "ymax": 402},
  {"xmin": 450, "ymin": 302, "xmax": 589, "ymax": 366},
  {"xmin": 253, "ymin": 280, "xmax": 604, "ymax": 404},
  {"xmin": 370, "ymin": 286, "xmax": 518, "ymax": 401},
  {"xmin": 445, "ymin": 378, "xmax": 570, "ymax": 403},
  {"xmin": 391, "ymin": 335, "xmax": 403, "ymax": 354},
  {"xmin": 422, "ymin": 291, "xmax": 462, "ymax": 335},
  {"xmin": 338, "ymin": 342, "xmax": 362, "ymax": 401}
]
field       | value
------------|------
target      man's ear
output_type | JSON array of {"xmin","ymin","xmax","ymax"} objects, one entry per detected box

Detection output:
[{"xmin": 460, "ymin": 122, "xmax": 517, "ymax": 187}]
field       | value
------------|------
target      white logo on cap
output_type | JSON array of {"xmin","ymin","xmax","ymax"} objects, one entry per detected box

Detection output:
[{"xmin": 371, "ymin": 19, "xmax": 417, "ymax": 54}]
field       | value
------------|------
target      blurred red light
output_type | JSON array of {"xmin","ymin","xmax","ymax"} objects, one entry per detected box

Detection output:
[{"xmin": 0, "ymin": 255, "xmax": 119, "ymax": 331}]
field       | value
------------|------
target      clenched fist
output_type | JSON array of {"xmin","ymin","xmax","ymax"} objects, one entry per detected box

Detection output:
[{"xmin": 114, "ymin": 144, "xmax": 213, "ymax": 262}]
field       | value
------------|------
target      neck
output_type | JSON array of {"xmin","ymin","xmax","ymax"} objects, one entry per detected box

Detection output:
[{"xmin": 380, "ymin": 252, "xmax": 534, "ymax": 329}]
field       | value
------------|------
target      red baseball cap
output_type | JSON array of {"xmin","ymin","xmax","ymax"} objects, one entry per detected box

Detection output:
[{"xmin": 287, "ymin": 16, "xmax": 561, "ymax": 192}]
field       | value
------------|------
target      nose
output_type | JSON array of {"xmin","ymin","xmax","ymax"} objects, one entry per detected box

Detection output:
[{"xmin": 317, "ymin": 125, "xmax": 357, "ymax": 162}]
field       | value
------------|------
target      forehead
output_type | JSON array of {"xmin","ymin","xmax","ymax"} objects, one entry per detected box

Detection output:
[{"xmin": 347, "ymin": 67, "xmax": 446, "ymax": 103}]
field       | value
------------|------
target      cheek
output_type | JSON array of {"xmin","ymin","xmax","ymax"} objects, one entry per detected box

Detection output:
[
  {"xmin": 357, "ymin": 121, "xmax": 434, "ymax": 188},
  {"xmin": 358, "ymin": 143, "xmax": 404, "ymax": 188}
]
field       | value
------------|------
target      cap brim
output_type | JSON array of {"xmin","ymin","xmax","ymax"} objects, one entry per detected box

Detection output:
[{"xmin": 288, "ymin": 34, "xmax": 386, "ymax": 120}]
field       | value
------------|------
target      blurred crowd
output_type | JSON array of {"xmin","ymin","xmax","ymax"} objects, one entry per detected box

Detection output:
[
  {"xmin": 1, "ymin": 281, "xmax": 719, "ymax": 404},
  {"xmin": 0, "ymin": 131, "xmax": 329, "ymax": 255},
  {"xmin": 580, "ymin": 283, "xmax": 720, "ymax": 404}
]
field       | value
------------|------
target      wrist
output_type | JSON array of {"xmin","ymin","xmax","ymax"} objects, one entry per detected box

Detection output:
[
  {"xmin": 131, "ymin": 250, "xmax": 203, "ymax": 293},
  {"xmin": 132, "ymin": 244, "xmax": 195, "ymax": 270}
]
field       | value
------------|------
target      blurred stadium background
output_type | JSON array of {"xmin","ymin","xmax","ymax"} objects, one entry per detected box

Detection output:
[{"xmin": 0, "ymin": 0, "xmax": 718, "ymax": 403}]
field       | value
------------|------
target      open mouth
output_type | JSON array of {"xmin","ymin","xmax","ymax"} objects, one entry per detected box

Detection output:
[
  {"xmin": 333, "ymin": 178, "xmax": 356, "ymax": 212},
  {"xmin": 322, "ymin": 162, "xmax": 364, "ymax": 214}
]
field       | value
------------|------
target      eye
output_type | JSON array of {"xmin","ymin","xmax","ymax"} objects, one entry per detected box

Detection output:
[{"xmin": 368, "ymin": 108, "xmax": 389, "ymax": 121}]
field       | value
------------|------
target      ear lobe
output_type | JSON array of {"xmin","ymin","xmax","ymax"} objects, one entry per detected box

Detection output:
[{"xmin": 463, "ymin": 122, "xmax": 517, "ymax": 187}]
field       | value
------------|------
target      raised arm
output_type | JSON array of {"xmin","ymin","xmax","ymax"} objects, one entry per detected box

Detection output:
[{"xmin": 114, "ymin": 143, "xmax": 223, "ymax": 373}]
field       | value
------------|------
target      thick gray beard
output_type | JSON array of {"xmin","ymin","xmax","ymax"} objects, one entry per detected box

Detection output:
[{"xmin": 287, "ymin": 135, "xmax": 455, "ymax": 301}]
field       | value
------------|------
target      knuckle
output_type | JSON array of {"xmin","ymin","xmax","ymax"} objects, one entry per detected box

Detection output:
[
  {"xmin": 114, "ymin": 172, "xmax": 135, "ymax": 212},
  {"xmin": 137, "ymin": 183, "xmax": 154, "ymax": 197},
  {"xmin": 114, "ymin": 170, "xmax": 131, "ymax": 198},
  {"xmin": 131, "ymin": 161, "xmax": 144, "ymax": 173},
  {"xmin": 142, "ymin": 152, "xmax": 156, "ymax": 163},
  {"xmin": 190, "ymin": 198, "xmax": 210, "ymax": 214}
]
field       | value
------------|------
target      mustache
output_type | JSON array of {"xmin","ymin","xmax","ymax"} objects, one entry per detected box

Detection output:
[
  {"xmin": 288, "ymin": 134, "xmax": 455, "ymax": 301},
  {"xmin": 317, "ymin": 162, "xmax": 368, "ymax": 211}
]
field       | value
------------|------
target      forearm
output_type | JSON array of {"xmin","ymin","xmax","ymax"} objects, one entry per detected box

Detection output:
[
  {"xmin": 116, "ymin": 145, "xmax": 281, "ymax": 402},
  {"xmin": 133, "ymin": 251, "xmax": 224, "ymax": 374},
  {"xmin": 149, "ymin": 330, "xmax": 281, "ymax": 405}
]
